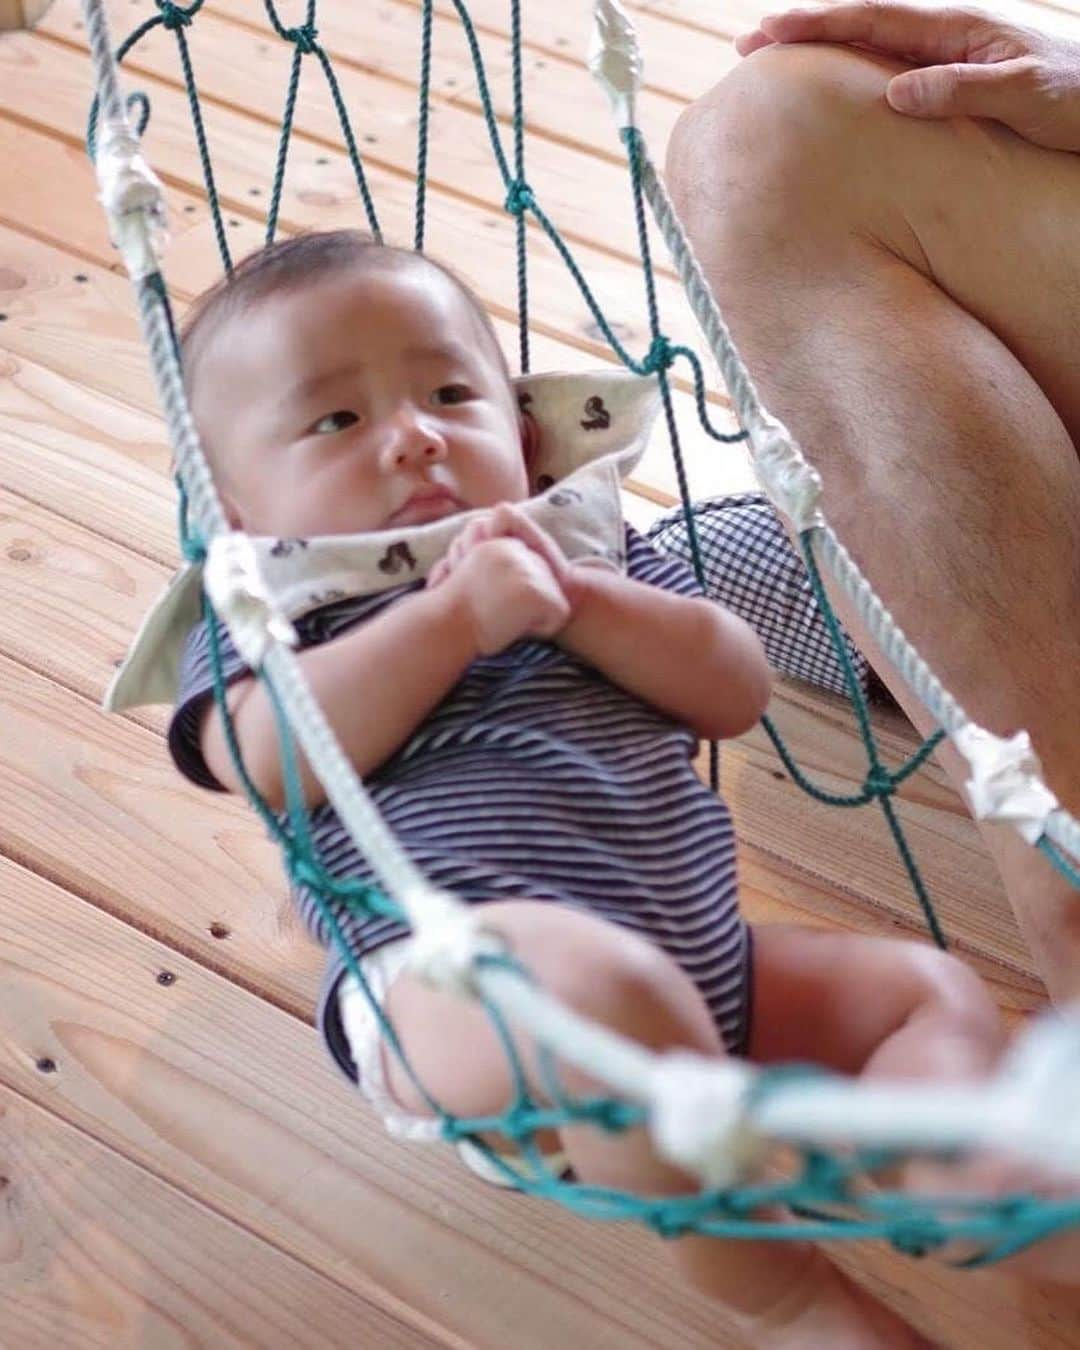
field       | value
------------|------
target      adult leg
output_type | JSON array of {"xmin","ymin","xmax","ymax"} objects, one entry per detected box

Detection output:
[{"xmin": 666, "ymin": 43, "xmax": 1080, "ymax": 1000}]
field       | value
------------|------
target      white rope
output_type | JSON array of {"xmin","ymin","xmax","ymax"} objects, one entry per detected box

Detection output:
[
  {"xmin": 595, "ymin": 0, "xmax": 1080, "ymax": 875},
  {"xmin": 79, "ymin": 0, "xmax": 1080, "ymax": 1193}
]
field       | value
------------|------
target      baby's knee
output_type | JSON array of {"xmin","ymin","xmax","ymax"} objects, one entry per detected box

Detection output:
[
  {"xmin": 908, "ymin": 945, "xmax": 1006, "ymax": 1048},
  {"xmin": 382, "ymin": 902, "xmax": 720, "ymax": 1118}
]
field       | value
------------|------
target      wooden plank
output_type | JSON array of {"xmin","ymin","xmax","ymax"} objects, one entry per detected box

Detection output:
[
  {"xmin": 409, "ymin": 0, "xmax": 739, "ymax": 102},
  {"xmin": 1, "ymin": 27, "xmax": 723, "ymax": 386},
  {"xmin": 1, "ymin": 857, "xmax": 1073, "ymax": 1349},
  {"xmin": 40, "ymin": 0, "xmax": 679, "ymax": 276},
  {"xmin": 0, "ymin": 0, "xmax": 51, "ymax": 29},
  {"xmin": 0, "ymin": 243, "xmax": 1017, "ymax": 979},
  {"xmin": 0, "ymin": 1095, "xmax": 447, "ymax": 1349},
  {"xmin": 727, "ymin": 680, "xmax": 1030, "ymax": 975},
  {"xmin": 0, "ymin": 853, "xmax": 735, "ymax": 1349},
  {"xmin": 204, "ymin": 0, "xmax": 688, "ymax": 165},
  {"xmin": 0, "ymin": 178, "xmax": 760, "ymax": 509}
]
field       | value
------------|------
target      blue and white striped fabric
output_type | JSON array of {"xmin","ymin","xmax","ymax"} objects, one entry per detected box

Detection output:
[{"xmin": 169, "ymin": 522, "xmax": 751, "ymax": 1088}]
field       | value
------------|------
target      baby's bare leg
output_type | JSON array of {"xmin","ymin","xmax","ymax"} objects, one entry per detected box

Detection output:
[
  {"xmin": 750, "ymin": 923, "xmax": 1007, "ymax": 1083},
  {"xmin": 750, "ymin": 922, "xmax": 1080, "ymax": 1282},
  {"xmin": 381, "ymin": 900, "xmax": 930, "ymax": 1348}
]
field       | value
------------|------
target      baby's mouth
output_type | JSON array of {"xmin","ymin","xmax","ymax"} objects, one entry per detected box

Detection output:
[{"xmin": 386, "ymin": 490, "xmax": 463, "ymax": 527}]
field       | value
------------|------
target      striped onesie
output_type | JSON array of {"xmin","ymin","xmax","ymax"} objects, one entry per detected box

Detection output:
[{"xmin": 168, "ymin": 521, "xmax": 752, "ymax": 1091}]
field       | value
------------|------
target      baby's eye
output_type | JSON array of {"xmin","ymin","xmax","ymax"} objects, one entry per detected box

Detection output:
[
  {"xmin": 310, "ymin": 410, "xmax": 359, "ymax": 435},
  {"xmin": 432, "ymin": 383, "xmax": 472, "ymax": 407}
]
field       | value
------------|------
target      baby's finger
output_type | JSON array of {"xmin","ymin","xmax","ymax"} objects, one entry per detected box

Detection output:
[
  {"xmin": 448, "ymin": 516, "xmax": 490, "ymax": 566},
  {"xmin": 426, "ymin": 558, "xmax": 448, "ymax": 588},
  {"xmin": 755, "ymin": 3, "xmax": 990, "ymax": 67},
  {"xmin": 489, "ymin": 502, "xmax": 569, "ymax": 579}
]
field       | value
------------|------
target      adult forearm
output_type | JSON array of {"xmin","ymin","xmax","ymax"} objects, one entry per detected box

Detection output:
[
  {"xmin": 208, "ymin": 587, "xmax": 478, "ymax": 810},
  {"xmin": 558, "ymin": 567, "xmax": 772, "ymax": 740}
]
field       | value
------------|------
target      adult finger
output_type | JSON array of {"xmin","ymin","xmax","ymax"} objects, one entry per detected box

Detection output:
[{"xmin": 753, "ymin": 3, "xmax": 993, "ymax": 67}]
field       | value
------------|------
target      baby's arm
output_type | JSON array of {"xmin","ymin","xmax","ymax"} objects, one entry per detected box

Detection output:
[
  {"xmin": 558, "ymin": 566, "xmax": 772, "ymax": 740},
  {"xmin": 200, "ymin": 534, "xmax": 569, "ymax": 810},
  {"xmin": 200, "ymin": 583, "xmax": 479, "ymax": 810},
  {"xmin": 431, "ymin": 502, "xmax": 770, "ymax": 740}
]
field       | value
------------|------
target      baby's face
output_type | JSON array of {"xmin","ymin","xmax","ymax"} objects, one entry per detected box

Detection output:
[{"xmin": 191, "ymin": 262, "xmax": 531, "ymax": 538}]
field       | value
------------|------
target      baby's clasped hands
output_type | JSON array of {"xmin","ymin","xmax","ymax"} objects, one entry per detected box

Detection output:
[{"xmin": 426, "ymin": 502, "xmax": 577, "ymax": 656}]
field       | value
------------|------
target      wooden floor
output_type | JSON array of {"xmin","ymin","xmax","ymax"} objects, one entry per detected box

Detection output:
[{"xmin": 3, "ymin": 0, "xmax": 1080, "ymax": 1344}]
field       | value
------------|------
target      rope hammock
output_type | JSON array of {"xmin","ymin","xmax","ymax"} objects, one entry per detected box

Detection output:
[{"xmin": 83, "ymin": 0, "xmax": 1080, "ymax": 1267}]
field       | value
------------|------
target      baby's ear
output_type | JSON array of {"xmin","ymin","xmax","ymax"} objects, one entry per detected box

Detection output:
[{"xmin": 520, "ymin": 408, "xmax": 541, "ymax": 473}]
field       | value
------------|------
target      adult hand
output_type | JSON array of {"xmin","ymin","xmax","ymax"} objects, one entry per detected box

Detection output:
[{"xmin": 736, "ymin": 3, "xmax": 1080, "ymax": 153}]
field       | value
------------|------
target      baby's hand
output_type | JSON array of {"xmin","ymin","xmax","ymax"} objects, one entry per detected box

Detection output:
[
  {"xmin": 433, "ymin": 535, "xmax": 572, "ymax": 656},
  {"xmin": 427, "ymin": 502, "xmax": 573, "ymax": 593}
]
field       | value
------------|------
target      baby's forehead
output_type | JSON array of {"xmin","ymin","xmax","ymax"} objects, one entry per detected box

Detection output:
[{"xmin": 252, "ymin": 260, "xmax": 500, "ymax": 367}]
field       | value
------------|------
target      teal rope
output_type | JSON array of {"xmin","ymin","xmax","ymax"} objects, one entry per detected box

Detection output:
[
  {"xmin": 314, "ymin": 47, "xmax": 382, "ymax": 239},
  {"xmin": 105, "ymin": 0, "xmax": 1080, "ymax": 1260},
  {"xmin": 621, "ymin": 123, "xmax": 719, "ymax": 791},
  {"xmin": 262, "ymin": 0, "xmax": 313, "ymax": 245},
  {"xmin": 508, "ymin": 0, "xmax": 530, "ymax": 373},
  {"xmin": 414, "ymin": 0, "xmax": 434, "ymax": 251},
  {"xmin": 85, "ymin": 0, "xmax": 233, "ymax": 273},
  {"xmin": 762, "ymin": 717, "xmax": 946, "ymax": 809},
  {"xmin": 1040, "ymin": 836, "xmax": 1080, "ymax": 888},
  {"xmin": 169, "ymin": 12, "xmax": 233, "ymax": 272},
  {"xmin": 797, "ymin": 532, "xmax": 946, "ymax": 946},
  {"xmin": 263, "ymin": 0, "xmax": 381, "ymax": 243}
]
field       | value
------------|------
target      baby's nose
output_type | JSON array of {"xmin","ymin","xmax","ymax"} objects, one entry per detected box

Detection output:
[
  {"xmin": 384, "ymin": 413, "xmax": 447, "ymax": 466},
  {"xmin": 391, "ymin": 440, "xmax": 443, "ymax": 467}
]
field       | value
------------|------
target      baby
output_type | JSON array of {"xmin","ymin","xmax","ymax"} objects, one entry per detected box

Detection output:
[{"xmin": 170, "ymin": 229, "xmax": 1020, "ymax": 1348}]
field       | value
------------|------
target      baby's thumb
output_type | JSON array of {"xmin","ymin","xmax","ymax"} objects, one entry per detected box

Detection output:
[{"xmin": 887, "ymin": 58, "xmax": 1027, "ymax": 121}]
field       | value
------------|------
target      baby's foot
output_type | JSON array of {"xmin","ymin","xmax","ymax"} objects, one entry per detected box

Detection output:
[{"xmin": 752, "ymin": 1258, "xmax": 935, "ymax": 1349}]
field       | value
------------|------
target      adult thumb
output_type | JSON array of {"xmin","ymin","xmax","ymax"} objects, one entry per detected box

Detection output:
[{"xmin": 886, "ymin": 59, "xmax": 1026, "ymax": 120}]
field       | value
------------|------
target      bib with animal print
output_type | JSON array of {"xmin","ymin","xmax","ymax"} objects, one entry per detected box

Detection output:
[{"xmin": 106, "ymin": 370, "xmax": 661, "ymax": 712}]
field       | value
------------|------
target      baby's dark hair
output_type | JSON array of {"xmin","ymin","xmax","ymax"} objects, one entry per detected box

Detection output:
[{"xmin": 179, "ymin": 229, "xmax": 510, "ymax": 396}]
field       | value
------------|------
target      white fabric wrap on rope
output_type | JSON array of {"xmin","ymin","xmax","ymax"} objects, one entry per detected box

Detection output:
[
  {"xmin": 952, "ymin": 723, "xmax": 1060, "ymax": 845},
  {"xmin": 647, "ymin": 1053, "xmax": 764, "ymax": 1187},
  {"xmin": 589, "ymin": 0, "xmax": 642, "ymax": 129},
  {"xmin": 981, "ymin": 1005, "xmax": 1080, "ymax": 1170},
  {"xmin": 403, "ymin": 890, "xmax": 509, "ymax": 997},
  {"xmin": 94, "ymin": 118, "xmax": 168, "ymax": 282},
  {"xmin": 748, "ymin": 420, "xmax": 825, "ymax": 533},
  {"xmin": 203, "ymin": 532, "xmax": 299, "ymax": 669}
]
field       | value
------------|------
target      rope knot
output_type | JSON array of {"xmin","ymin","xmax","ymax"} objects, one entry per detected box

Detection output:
[
  {"xmin": 289, "ymin": 856, "xmax": 325, "ymax": 892},
  {"xmin": 157, "ymin": 1, "xmax": 193, "ymax": 30},
  {"xmin": 284, "ymin": 22, "xmax": 319, "ymax": 54},
  {"xmin": 890, "ymin": 1216, "xmax": 947, "ymax": 1258},
  {"xmin": 864, "ymin": 766, "xmax": 896, "ymax": 799},
  {"xmin": 504, "ymin": 180, "xmax": 535, "ymax": 216},
  {"xmin": 580, "ymin": 1097, "xmax": 636, "ymax": 1133},
  {"xmin": 642, "ymin": 334, "xmax": 675, "ymax": 374},
  {"xmin": 652, "ymin": 1208, "xmax": 692, "ymax": 1239}
]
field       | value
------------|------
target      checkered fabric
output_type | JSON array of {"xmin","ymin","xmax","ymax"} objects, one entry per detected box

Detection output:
[{"xmin": 647, "ymin": 492, "xmax": 890, "ymax": 705}]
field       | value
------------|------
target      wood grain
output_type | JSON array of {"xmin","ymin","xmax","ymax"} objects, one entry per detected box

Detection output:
[{"xmin": 1, "ymin": 0, "xmax": 1073, "ymax": 1343}]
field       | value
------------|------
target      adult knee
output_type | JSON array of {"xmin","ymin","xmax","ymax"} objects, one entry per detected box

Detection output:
[{"xmin": 666, "ymin": 43, "xmax": 906, "ymax": 260}]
